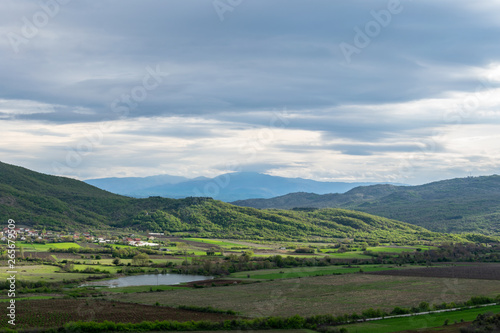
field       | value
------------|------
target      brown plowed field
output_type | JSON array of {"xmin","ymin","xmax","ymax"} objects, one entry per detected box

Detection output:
[
  {"xmin": 1, "ymin": 298, "xmax": 238, "ymax": 329},
  {"xmin": 368, "ymin": 263, "xmax": 500, "ymax": 280}
]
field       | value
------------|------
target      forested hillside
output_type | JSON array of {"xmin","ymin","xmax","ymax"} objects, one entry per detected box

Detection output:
[
  {"xmin": 0, "ymin": 161, "xmax": 468, "ymax": 242},
  {"xmin": 232, "ymin": 176, "xmax": 500, "ymax": 235}
]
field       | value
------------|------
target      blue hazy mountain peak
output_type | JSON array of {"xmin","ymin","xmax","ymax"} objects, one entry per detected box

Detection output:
[{"xmin": 85, "ymin": 172, "xmax": 388, "ymax": 202}]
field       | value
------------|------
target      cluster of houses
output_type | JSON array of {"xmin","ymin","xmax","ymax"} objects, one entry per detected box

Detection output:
[
  {"xmin": 123, "ymin": 237, "xmax": 159, "ymax": 247},
  {"xmin": 0, "ymin": 227, "xmax": 161, "ymax": 247},
  {"xmin": 0, "ymin": 226, "xmax": 39, "ymax": 242}
]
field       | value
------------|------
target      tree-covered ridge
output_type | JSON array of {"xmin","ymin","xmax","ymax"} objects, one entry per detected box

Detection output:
[
  {"xmin": 232, "ymin": 175, "xmax": 500, "ymax": 236},
  {"xmin": 125, "ymin": 200, "xmax": 464, "ymax": 242},
  {"xmin": 0, "ymin": 161, "xmax": 183, "ymax": 229},
  {"xmin": 0, "ymin": 161, "xmax": 477, "ymax": 242}
]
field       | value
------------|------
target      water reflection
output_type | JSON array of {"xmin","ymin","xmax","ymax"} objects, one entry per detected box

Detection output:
[{"xmin": 81, "ymin": 273, "xmax": 212, "ymax": 288}]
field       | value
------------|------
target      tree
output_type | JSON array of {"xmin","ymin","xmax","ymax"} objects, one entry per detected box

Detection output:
[
  {"xmin": 112, "ymin": 258, "xmax": 121, "ymax": 265},
  {"xmin": 132, "ymin": 253, "xmax": 149, "ymax": 266},
  {"xmin": 62, "ymin": 261, "xmax": 74, "ymax": 272},
  {"xmin": 177, "ymin": 242, "xmax": 189, "ymax": 261}
]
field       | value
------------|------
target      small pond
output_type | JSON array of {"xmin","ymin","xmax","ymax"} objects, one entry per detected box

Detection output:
[{"xmin": 80, "ymin": 273, "xmax": 213, "ymax": 288}]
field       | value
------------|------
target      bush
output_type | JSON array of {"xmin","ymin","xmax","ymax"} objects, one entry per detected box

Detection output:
[
  {"xmin": 391, "ymin": 306, "xmax": 410, "ymax": 315},
  {"xmin": 418, "ymin": 301, "xmax": 430, "ymax": 312},
  {"xmin": 362, "ymin": 308, "xmax": 385, "ymax": 318},
  {"xmin": 466, "ymin": 296, "xmax": 493, "ymax": 306},
  {"xmin": 286, "ymin": 315, "xmax": 306, "ymax": 328}
]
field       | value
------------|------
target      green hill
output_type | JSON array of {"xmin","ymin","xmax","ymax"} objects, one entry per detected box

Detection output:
[
  {"xmin": 0, "ymin": 161, "xmax": 467, "ymax": 242},
  {"xmin": 232, "ymin": 176, "xmax": 500, "ymax": 236}
]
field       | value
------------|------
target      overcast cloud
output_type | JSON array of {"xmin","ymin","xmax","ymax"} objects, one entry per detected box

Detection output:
[{"xmin": 1, "ymin": 0, "xmax": 500, "ymax": 184}]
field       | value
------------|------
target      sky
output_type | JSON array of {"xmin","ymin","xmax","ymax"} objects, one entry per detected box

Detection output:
[{"xmin": 1, "ymin": 0, "xmax": 500, "ymax": 185}]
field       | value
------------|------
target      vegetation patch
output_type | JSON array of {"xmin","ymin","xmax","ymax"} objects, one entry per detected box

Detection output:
[
  {"xmin": 184, "ymin": 238, "xmax": 244, "ymax": 248},
  {"xmin": 338, "ymin": 304, "xmax": 500, "ymax": 333},
  {"xmin": 21, "ymin": 242, "xmax": 81, "ymax": 252}
]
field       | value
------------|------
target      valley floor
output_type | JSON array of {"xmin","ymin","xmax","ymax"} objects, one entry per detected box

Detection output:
[{"xmin": 2, "ymin": 238, "xmax": 500, "ymax": 332}]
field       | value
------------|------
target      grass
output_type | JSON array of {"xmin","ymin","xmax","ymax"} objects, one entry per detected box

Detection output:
[
  {"xmin": 78, "ymin": 258, "xmax": 116, "ymax": 265},
  {"xmin": 150, "ymin": 258, "xmax": 186, "ymax": 265},
  {"xmin": 183, "ymin": 238, "xmax": 244, "ymax": 248},
  {"xmin": 230, "ymin": 265, "xmax": 407, "ymax": 280},
  {"xmin": 339, "ymin": 304, "xmax": 500, "ymax": 333},
  {"xmin": 104, "ymin": 274, "xmax": 500, "ymax": 318},
  {"xmin": 0, "ymin": 264, "xmax": 110, "ymax": 282},
  {"xmin": 366, "ymin": 246, "xmax": 417, "ymax": 253},
  {"xmin": 72, "ymin": 264, "xmax": 121, "ymax": 274},
  {"xmin": 20, "ymin": 242, "xmax": 81, "ymax": 252},
  {"xmin": 327, "ymin": 251, "xmax": 373, "ymax": 259}
]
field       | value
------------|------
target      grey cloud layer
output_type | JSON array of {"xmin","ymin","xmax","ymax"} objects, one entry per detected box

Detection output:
[{"xmin": 1, "ymin": 0, "xmax": 500, "ymax": 183}]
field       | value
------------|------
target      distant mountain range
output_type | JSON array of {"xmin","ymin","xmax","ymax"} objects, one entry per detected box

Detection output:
[
  {"xmin": 3, "ymin": 160, "xmax": 499, "ymax": 239},
  {"xmin": 1, "ymin": 161, "xmax": 464, "ymax": 243},
  {"xmin": 85, "ymin": 172, "xmax": 387, "ymax": 202},
  {"xmin": 232, "ymin": 175, "xmax": 500, "ymax": 235}
]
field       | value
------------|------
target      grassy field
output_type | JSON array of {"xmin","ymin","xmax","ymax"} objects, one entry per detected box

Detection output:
[
  {"xmin": 328, "ymin": 252, "xmax": 373, "ymax": 259},
  {"xmin": 150, "ymin": 258, "xmax": 186, "ymax": 265},
  {"xmin": 230, "ymin": 265, "xmax": 408, "ymax": 280},
  {"xmin": 339, "ymin": 304, "xmax": 500, "ymax": 333},
  {"xmin": 183, "ymin": 238, "xmax": 245, "ymax": 248},
  {"xmin": 20, "ymin": 242, "xmax": 81, "ymax": 252},
  {"xmin": 366, "ymin": 246, "xmax": 416, "ymax": 253},
  {"xmin": 176, "ymin": 238, "xmax": 439, "ymax": 260},
  {"xmin": 72, "ymin": 264, "xmax": 121, "ymax": 274},
  {"xmin": 0, "ymin": 264, "xmax": 110, "ymax": 282},
  {"xmin": 104, "ymin": 274, "xmax": 500, "ymax": 318}
]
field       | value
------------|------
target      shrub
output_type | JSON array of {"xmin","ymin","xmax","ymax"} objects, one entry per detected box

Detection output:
[{"xmin": 391, "ymin": 306, "xmax": 410, "ymax": 315}]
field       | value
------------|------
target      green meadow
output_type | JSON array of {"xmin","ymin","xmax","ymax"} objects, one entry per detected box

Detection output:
[
  {"xmin": 20, "ymin": 242, "xmax": 81, "ymax": 252},
  {"xmin": 183, "ymin": 238, "xmax": 245, "ymax": 248},
  {"xmin": 0, "ymin": 264, "xmax": 108, "ymax": 282},
  {"xmin": 339, "ymin": 304, "xmax": 500, "ymax": 333}
]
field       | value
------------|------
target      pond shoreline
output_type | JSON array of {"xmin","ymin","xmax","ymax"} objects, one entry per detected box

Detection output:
[{"xmin": 80, "ymin": 273, "xmax": 214, "ymax": 288}]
